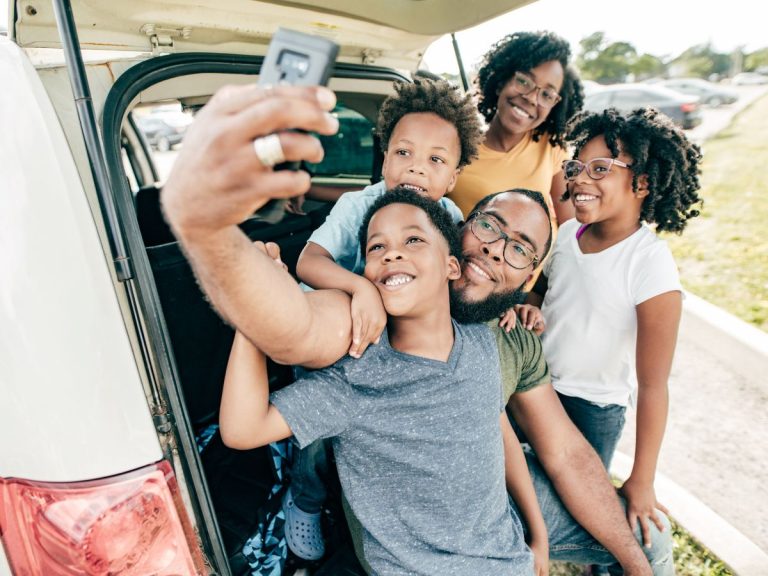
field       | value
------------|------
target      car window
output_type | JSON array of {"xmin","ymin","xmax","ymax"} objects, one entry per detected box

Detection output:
[{"xmin": 306, "ymin": 104, "xmax": 375, "ymax": 178}]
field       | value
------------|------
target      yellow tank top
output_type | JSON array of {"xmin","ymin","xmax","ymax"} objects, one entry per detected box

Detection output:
[{"xmin": 449, "ymin": 132, "xmax": 568, "ymax": 224}]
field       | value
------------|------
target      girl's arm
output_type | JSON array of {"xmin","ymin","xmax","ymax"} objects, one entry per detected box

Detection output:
[
  {"xmin": 297, "ymin": 242, "xmax": 386, "ymax": 358},
  {"xmin": 622, "ymin": 290, "xmax": 682, "ymax": 546},
  {"xmin": 500, "ymin": 413, "xmax": 548, "ymax": 576},
  {"xmin": 219, "ymin": 331, "xmax": 293, "ymax": 450}
]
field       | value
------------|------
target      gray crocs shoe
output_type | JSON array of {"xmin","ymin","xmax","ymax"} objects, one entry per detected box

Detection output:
[{"xmin": 282, "ymin": 487, "xmax": 325, "ymax": 560}]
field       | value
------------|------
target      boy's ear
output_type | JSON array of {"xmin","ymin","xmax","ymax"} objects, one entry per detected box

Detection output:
[
  {"xmin": 446, "ymin": 167, "xmax": 461, "ymax": 193},
  {"xmin": 635, "ymin": 174, "xmax": 650, "ymax": 199},
  {"xmin": 380, "ymin": 151, "xmax": 389, "ymax": 179},
  {"xmin": 447, "ymin": 255, "xmax": 462, "ymax": 280}
]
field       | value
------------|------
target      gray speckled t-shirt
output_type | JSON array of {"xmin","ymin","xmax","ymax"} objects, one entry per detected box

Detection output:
[{"xmin": 270, "ymin": 321, "xmax": 532, "ymax": 575}]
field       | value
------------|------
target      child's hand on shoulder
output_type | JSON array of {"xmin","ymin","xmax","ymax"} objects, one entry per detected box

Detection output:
[
  {"xmin": 348, "ymin": 280, "xmax": 386, "ymax": 359},
  {"xmin": 498, "ymin": 304, "xmax": 546, "ymax": 335},
  {"xmin": 253, "ymin": 241, "xmax": 288, "ymax": 272},
  {"xmin": 516, "ymin": 304, "xmax": 546, "ymax": 335}
]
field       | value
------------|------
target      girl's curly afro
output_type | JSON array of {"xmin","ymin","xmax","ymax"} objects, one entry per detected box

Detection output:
[
  {"xmin": 476, "ymin": 30, "xmax": 584, "ymax": 148},
  {"xmin": 565, "ymin": 107, "xmax": 703, "ymax": 233}
]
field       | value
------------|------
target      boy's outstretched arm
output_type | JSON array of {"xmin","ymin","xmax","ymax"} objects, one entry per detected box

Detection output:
[
  {"xmin": 297, "ymin": 242, "xmax": 386, "ymax": 358},
  {"xmin": 220, "ymin": 331, "xmax": 292, "ymax": 449},
  {"xmin": 500, "ymin": 414, "xmax": 548, "ymax": 576}
]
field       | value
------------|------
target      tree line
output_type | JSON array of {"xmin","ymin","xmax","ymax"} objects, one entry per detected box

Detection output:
[{"xmin": 577, "ymin": 32, "xmax": 768, "ymax": 83}]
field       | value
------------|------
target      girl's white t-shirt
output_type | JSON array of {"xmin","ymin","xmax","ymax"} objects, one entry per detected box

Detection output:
[{"xmin": 540, "ymin": 219, "xmax": 682, "ymax": 407}]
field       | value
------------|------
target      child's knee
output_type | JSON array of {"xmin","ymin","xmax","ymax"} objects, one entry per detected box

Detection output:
[{"xmin": 633, "ymin": 511, "xmax": 674, "ymax": 570}]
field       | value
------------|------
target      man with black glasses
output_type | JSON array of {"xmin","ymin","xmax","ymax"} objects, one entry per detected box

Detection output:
[{"xmin": 162, "ymin": 83, "xmax": 670, "ymax": 575}]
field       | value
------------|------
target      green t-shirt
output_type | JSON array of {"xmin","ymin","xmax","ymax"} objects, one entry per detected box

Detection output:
[{"xmin": 484, "ymin": 319, "xmax": 550, "ymax": 402}]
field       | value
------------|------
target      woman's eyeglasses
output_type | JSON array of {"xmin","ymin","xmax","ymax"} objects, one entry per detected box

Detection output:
[
  {"xmin": 562, "ymin": 158, "xmax": 633, "ymax": 181},
  {"xmin": 509, "ymin": 72, "xmax": 562, "ymax": 108}
]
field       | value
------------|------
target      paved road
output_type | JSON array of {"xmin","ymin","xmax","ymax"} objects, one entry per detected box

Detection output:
[{"xmin": 687, "ymin": 84, "xmax": 768, "ymax": 144}]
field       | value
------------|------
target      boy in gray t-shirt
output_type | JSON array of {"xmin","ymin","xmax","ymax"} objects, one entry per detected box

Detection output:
[{"xmin": 221, "ymin": 190, "xmax": 544, "ymax": 575}]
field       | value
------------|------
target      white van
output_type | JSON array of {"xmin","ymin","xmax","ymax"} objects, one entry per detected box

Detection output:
[{"xmin": 0, "ymin": 1, "xmax": 530, "ymax": 574}]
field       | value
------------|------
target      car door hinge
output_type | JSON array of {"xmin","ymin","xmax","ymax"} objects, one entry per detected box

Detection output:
[
  {"xmin": 140, "ymin": 24, "xmax": 192, "ymax": 54},
  {"xmin": 153, "ymin": 411, "xmax": 174, "ymax": 434},
  {"xmin": 362, "ymin": 48, "xmax": 382, "ymax": 65}
]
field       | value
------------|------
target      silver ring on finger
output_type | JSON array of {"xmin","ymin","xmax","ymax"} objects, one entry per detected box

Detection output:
[{"xmin": 253, "ymin": 133, "xmax": 286, "ymax": 168}]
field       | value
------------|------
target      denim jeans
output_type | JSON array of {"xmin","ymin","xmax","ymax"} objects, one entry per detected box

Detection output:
[
  {"xmin": 289, "ymin": 437, "xmax": 332, "ymax": 513},
  {"xmin": 516, "ymin": 451, "xmax": 675, "ymax": 575},
  {"xmin": 557, "ymin": 392, "xmax": 627, "ymax": 470}
]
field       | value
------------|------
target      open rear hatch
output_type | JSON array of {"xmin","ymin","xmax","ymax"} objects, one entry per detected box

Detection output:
[{"xmin": 12, "ymin": 0, "xmax": 534, "ymax": 68}]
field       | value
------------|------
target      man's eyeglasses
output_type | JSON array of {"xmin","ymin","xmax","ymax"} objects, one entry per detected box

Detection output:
[
  {"xmin": 509, "ymin": 72, "xmax": 562, "ymax": 109},
  {"xmin": 468, "ymin": 212, "xmax": 539, "ymax": 270},
  {"xmin": 562, "ymin": 158, "xmax": 633, "ymax": 181}
]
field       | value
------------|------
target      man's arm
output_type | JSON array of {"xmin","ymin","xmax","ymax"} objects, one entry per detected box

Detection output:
[
  {"xmin": 297, "ymin": 242, "xmax": 386, "ymax": 358},
  {"xmin": 161, "ymin": 84, "xmax": 353, "ymax": 367},
  {"xmin": 509, "ymin": 384, "xmax": 652, "ymax": 575}
]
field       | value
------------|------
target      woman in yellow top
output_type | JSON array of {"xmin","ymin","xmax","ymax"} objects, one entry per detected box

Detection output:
[{"xmin": 450, "ymin": 31, "xmax": 584, "ymax": 227}]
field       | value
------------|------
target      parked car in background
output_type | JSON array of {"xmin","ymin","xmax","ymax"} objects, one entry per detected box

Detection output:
[
  {"xmin": 657, "ymin": 77, "xmax": 738, "ymax": 107},
  {"xmin": 584, "ymin": 83, "xmax": 703, "ymax": 129},
  {"xmin": 581, "ymin": 78, "xmax": 601, "ymax": 96},
  {"xmin": 731, "ymin": 72, "xmax": 768, "ymax": 85},
  {"xmin": 134, "ymin": 114, "xmax": 188, "ymax": 152}
]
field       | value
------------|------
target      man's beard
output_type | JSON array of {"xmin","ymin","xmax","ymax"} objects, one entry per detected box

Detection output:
[{"xmin": 449, "ymin": 284, "xmax": 527, "ymax": 324}]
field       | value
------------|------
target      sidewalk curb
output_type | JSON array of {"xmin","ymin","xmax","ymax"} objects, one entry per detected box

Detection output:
[
  {"xmin": 612, "ymin": 451, "xmax": 768, "ymax": 575},
  {"xmin": 681, "ymin": 291, "xmax": 768, "ymax": 384}
]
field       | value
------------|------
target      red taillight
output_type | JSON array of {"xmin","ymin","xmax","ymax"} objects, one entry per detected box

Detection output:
[
  {"xmin": 0, "ymin": 461, "xmax": 205, "ymax": 575},
  {"xmin": 681, "ymin": 102, "xmax": 698, "ymax": 113}
]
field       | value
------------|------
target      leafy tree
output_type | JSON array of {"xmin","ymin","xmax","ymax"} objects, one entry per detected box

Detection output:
[
  {"xmin": 744, "ymin": 48, "xmax": 768, "ymax": 72},
  {"xmin": 632, "ymin": 54, "xmax": 666, "ymax": 80},
  {"xmin": 670, "ymin": 43, "xmax": 731, "ymax": 78},
  {"xmin": 577, "ymin": 32, "xmax": 639, "ymax": 83}
]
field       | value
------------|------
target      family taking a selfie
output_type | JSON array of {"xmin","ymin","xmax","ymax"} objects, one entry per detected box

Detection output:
[{"xmin": 161, "ymin": 29, "xmax": 702, "ymax": 576}]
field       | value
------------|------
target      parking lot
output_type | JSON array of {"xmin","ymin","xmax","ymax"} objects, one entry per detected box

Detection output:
[{"xmin": 688, "ymin": 84, "xmax": 768, "ymax": 144}]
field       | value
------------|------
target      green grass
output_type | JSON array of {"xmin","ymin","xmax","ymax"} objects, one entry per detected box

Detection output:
[
  {"xmin": 548, "ymin": 518, "xmax": 733, "ymax": 575},
  {"xmin": 662, "ymin": 94, "xmax": 768, "ymax": 332}
]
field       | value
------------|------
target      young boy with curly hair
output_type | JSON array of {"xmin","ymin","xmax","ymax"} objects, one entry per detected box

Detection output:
[
  {"xmin": 518, "ymin": 107, "xmax": 702, "ymax": 548},
  {"xmin": 223, "ymin": 190, "xmax": 546, "ymax": 574}
]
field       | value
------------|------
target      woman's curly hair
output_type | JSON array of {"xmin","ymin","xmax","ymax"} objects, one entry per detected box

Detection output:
[
  {"xmin": 565, "ymin": 107, "xmax": 703, "ymax": 233},
  {"xmin": 376, "ymin": 77, "xmax": 483, "ymax": 168},
  {"xmin": 476, "ymin": 31, "xmax": 584, "ymax": 148}
]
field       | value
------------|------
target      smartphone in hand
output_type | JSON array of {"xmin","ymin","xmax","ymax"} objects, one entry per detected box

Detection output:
[{"xmin": 253, "ymin": 28, "xmax": 339, "ymax": 223}]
